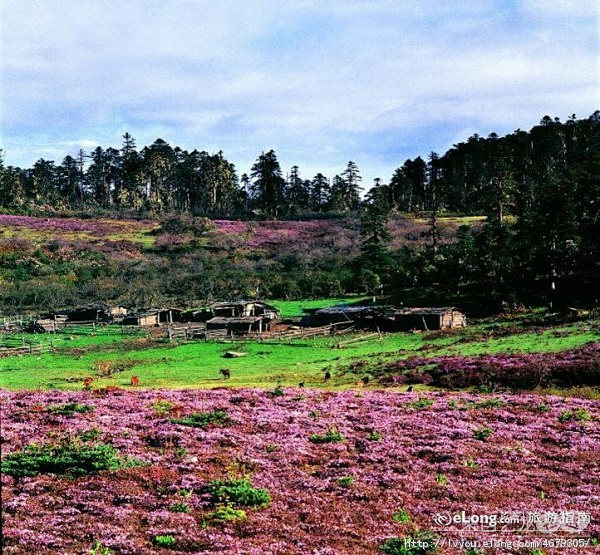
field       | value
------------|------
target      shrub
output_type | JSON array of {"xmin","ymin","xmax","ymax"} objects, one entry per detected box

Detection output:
[
  {"xmin": 203, "ymin": 479, "xmax": 271, "ymax": 508},
  {"xmin": 366, "ymin": 431, "xmax": 382, "ymax": 441},
  {"xmin": 152, "ymin": 399, "xmax": 176, "ymax": 415},
  {"xmin": 269, "ymin": 385, "xmax": 285, "ymax": 398},
  {"xmin": 558, "ymin": 408, "xmax": 591, "ymax": 423},
  {"xmin": 435, "ymin": 473, "xmax": 448, "ymax": 486},
  {"xmin": 392, "ymin": 508, "xmax": 411, "ymax": 523},
  {"xmin": 77, "ymin": 428, "xmax": 101, "ymax": 442},
  {"xmin": 208, "ymin": 506, "xmax": 247, "ymax": 521},
  {"xmin": 90, "ymin": 540, "xmax": 113, "ymax": 555},
  {"xmin": 153, "ymin": 535, "xmax": 177, "ymax": 548},
  {"xmin": 337, "ymin": 476, "xmax": 354, "ymax": 488},
  {"xmin": 1, "ymin": 441, "xmax": 142, "ymax": 479},
  {"xmin": 169, "ymin": 501, "xmax": 190, "ymax": 513},
  {"xmin": 472, "ymin": 426, "xmax": 494, "ymax": 441},
  {"xmin": 409, "ymin": 398, "xmax": 434, "ymax": 410},
  {"xmin": 46, "ymin": 402, "xmax": 94, "ymax": 415},
  {"xmin": 474, "ymin": 398, "xmax": 504, "ymax": 409},
  {"xmin": 171, "ymin": 410, "xmax": 233, "ymax": 428},
  {"xmin": 309, "ymin": 428, "xmax": 345, "ymax": 444}
]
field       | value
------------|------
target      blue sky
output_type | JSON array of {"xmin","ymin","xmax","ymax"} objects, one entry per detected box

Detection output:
[{"xmin": 1, "ymin": 0, "xmax": 598, "ymax": 186}]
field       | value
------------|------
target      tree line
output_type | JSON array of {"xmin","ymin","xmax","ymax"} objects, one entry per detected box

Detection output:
[
  {"xmin": 0, "ymin": 136, "xmax": 364, "ymax": 217},
  {"xmin": 1, "ymin": 113, "xmax": 598, "ymax": 222}
]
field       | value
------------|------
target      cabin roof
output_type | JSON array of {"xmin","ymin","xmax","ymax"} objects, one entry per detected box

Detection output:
[
  {"xmin": 316, "ymin": 306, "xmax": 462, "ymax": 316},
  {"xmin": 207, "ymin": 316, "xmax": 264, "ymax": 325}
]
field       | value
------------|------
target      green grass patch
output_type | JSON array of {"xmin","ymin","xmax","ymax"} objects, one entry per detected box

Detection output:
[
  {"xmin": 1, "ymin": 319, "xmax": 597, "ymax": 391},
  {"xmin": 171, "ymin": 410, "xmax": 233, "ymax": 428},
  {"xmin": 46, "ymin": 402, "xmax": 94, "ymax": 415},
  {"xmin": 309, "ymin": 428, "xmax": 344, "ymax": 444}
]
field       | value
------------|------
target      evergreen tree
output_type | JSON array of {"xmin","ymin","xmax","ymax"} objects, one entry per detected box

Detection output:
[
  {"xmin": 341, "ymin": 161, "xmax": 362, "ymax": 210},
  {"xmin": 250, "ymin": 150, "xmax": 285, "ymax": 217},
  {"xmin": 309, "ymin": 173, "xmax": 330, "ymax": 211}
]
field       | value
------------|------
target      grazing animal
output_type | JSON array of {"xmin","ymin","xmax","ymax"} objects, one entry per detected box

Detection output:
[
  {"xmin": 220, "ymin": 368, "xmax": 231, "ymax": 380},
  {"xmin": 298, "ymin": 382, "xmax": 304, "ymax": 388},
  {"xmin": 361, "ymin": 376, "xmax": 370, "ymax": 385},
  {"xmin": 131, "ymin": 375, "xmax": 140, "ymax": 387},
  {"xmin": 83, "ymin": 376, "xmax": 94, "ymax": 390},
  {"xmin": 324, "ymin": 371, "xmax": 331, "ymax": 382},
  {"xmin": 406, "ymin": 385, "xmax": 414, "ymax": 392}
]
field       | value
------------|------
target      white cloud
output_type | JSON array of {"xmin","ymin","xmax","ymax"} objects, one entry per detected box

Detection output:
[{"xmin": 1, "ymin": 0, "xmax": 597, "ymax": 183}]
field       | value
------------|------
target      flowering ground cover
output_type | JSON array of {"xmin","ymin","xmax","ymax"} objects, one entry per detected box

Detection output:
[
  {"xmin": 374, "ymin": 343, "xmax": 600, "ymax": 390},
  {"xmin": 1, "ymin": 388, "xmax": 598, "ymax": 554},
  {"xmin": 0, "ymin": 214, "xmax": 157, "ymax": 245}
]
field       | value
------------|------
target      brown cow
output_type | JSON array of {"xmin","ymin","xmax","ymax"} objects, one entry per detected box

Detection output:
[
  {"xmin": 131, "ymin": 376, "xmax": 140, "ymax": 387},
  {"xmin": 220, "ymin": 368, "xmax": 231, "ymax": 380},
  {"xmin": 83, "ymin": 376, "xmax": 94, "ymax": 390}
]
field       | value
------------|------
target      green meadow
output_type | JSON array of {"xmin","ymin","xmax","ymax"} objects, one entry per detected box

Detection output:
[{"xmin": 1, "ymin": 315, "xmax": 596, "ymax": 391}]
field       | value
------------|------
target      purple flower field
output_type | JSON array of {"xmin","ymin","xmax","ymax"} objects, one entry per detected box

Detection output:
[
  {"xmin": 1, "ymin": 388, "xmax": 598, "ymax": 554},
  {"xmin": 377, "ymin": 343, "xmax": 600, "ymax": 390}
]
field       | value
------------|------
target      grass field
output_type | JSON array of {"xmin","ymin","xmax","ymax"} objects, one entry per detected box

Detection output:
[{"xmin": 1, "ymin": 316, "xmax": 597, "ymax": 392}]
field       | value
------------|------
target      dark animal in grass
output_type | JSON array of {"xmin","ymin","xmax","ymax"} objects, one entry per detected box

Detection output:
[
  {"xmin": 406, "ymin": 385, "xmax": 414, "ymax": 392},
  {"xmin": 83, "ymin": 376, "xmax": 94, "ymax": 390},
  {"xmin": 298, "ymin": 382, "xmax": 304, "ymax": 388},
  {"xmin": 361, "ymin": 376, "xmax": 370, "ymax": 385},
  {"xmin": 324, "ymin": 371, "xmax": 331, "ymax": 382},
  {"xmin": 220, "ymin": 368, "xmax": 231, "ymax": 380},
  {"xmin": 131, "ymin": 375, "xmax": 140, "ymax": 386}
]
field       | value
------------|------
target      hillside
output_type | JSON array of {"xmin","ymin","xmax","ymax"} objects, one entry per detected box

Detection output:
[{"xmin": 0, "ymin": 213, "xmax": 476, "ymax": 313}]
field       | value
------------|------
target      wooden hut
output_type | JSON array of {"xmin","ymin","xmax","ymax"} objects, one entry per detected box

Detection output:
[
  {"xmin": 305, "ymin": 305, "xmax": 466, "ymax": 331},
  {"xmin": 382, "ymin": 307, "xmax": 466, "ymax": 331},
  {"xmin": 122, "ymin": 310, "xmax": 160, "ymax": 326}
]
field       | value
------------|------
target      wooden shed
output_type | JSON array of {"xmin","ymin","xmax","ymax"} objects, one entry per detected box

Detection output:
[
  {"xmin": 305, "ymin": 305, "xmax": 466, "ymax": 331},
  {"xmin": 122, "ymin": 310, "xmax": 160, "ymax": 326},
  {"xmin": 383, "ymin": 307, "xmax": 466, "ymax": 331}
]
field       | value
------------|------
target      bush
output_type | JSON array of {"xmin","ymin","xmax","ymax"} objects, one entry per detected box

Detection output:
[
  {"xmin": 169, "ymin": 501, "xmax": 190, "ymax": 513},
  {"xmin": 472, "ymin": 426, "xmax": 494, "ymax": 441},
  {"xmin": 1, "ymin": 441, "xmax": 142, "ymax": 479},
  {"xmin": 337, "ymin": 476, "xmax": 354, "ymax": 488},
  {"xmin": 171, "ymin": 410, "xmax": 233, "ymax": 428},
  {"xmin": 46, "ymin": 402, "xmax": 94, "ymax": 415},
  {"xmin": 558, "ymin": 408, "xmax": 591, "ymax": 423},
  {"xmin": 153, "ymin": 535, "xmax": 177, "ymax": 548},
  {"xmin": 203, "ymin": 478, "xmax": 270, "ymax": 508},
  {"xmin": 208, "ymin": 506, "xmax": 247, "ymax": 521},
  {"xmin": 309, "ymin": 428, "xmax": 344, "ymax": 444},
  {"xmin": 409, "ymin": 398, "xmax": 434, "ymax": 410}
]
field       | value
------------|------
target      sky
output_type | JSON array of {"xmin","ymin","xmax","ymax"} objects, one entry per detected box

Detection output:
[{"xmin": 0, "ymin": 0, "xmax": 598, "ymax": 186}]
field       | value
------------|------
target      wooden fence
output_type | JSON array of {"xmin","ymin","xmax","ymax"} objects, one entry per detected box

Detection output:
[{"xmin": 166, "ymin": 321, "xmax": 357, "ymax": 343}]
